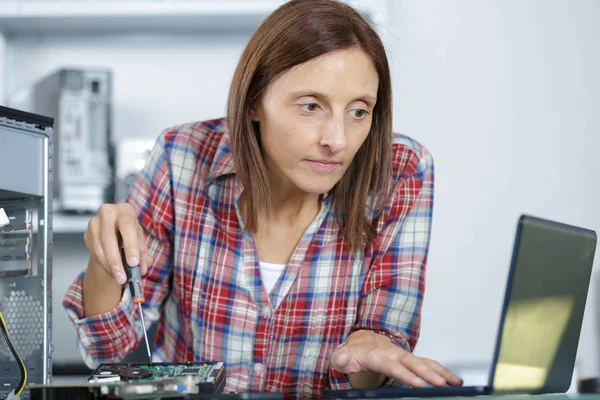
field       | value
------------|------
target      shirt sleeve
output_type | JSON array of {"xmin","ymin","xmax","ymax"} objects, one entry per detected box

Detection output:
[
  {"xmin": 62, "ymin": 132, "xmax": 174, "ymax": 369},
  {"xmin": 328, "ymin": 150, "xmax": 434, "ymax": 389}
]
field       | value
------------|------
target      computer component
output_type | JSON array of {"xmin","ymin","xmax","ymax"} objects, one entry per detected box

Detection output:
[
  {"xmin": 31, "ymin": 68, "xmax": 114, "ymax": 213},
  {"xmin": 322, "ymin": 214, "xmax": 597, "ymax": 399},
  {"xmin": 0, "ymin": 207, "xmax": 33, "ymax": 277},
  {"xmin": 0, "ymin": 106, "xmax": 54, "ymax": 399},
  {"xmin": 85, "ymin": 362, "xmax": 226, "ymax": 398},
  {"xmin": 0, "ymin": 310, "xmax": 27, "ymax": 399}
]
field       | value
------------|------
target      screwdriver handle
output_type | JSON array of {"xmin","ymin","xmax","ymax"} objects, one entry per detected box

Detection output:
[{"xmin": 120, "ymin": 246, "xmax": 145, "ymax": 304}]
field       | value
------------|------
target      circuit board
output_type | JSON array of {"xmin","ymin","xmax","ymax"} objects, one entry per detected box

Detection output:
[
  {"xmin": 85, "ymin": 362, "xmax": 225, "ymax": 398},
  {"xmin": 128, "ymin": 363, "xmax": 218, "ymax": 381},
  {"xmin": 89, "ymin": 362, "xmax": 223, "ymax": 382}
]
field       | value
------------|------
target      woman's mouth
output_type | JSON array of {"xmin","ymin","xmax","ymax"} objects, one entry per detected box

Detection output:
[{"xmin": 307, "ymin": 159, "xmax": 340, "ymax": 172}]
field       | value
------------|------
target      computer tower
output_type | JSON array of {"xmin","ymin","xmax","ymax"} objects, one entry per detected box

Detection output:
[
  {"xmin": 31, "ymin": 68, "xmax": 113, "ymax": 213},
  {"xmin": 0, "ymin": 105, "xmax": 54, "ymax": 398}
]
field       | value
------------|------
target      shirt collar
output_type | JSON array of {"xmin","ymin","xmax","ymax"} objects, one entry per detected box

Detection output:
[{"xmin": 208, "ymin": 130, "xmax": 236, "ymax": 182}]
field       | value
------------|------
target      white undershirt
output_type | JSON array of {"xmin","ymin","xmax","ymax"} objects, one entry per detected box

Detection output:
[{"xmin": 259, "ymin": 261, "xmax": 286, "ymax": 294}]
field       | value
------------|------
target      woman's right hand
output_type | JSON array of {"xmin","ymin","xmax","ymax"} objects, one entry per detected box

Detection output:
[{"xmin": 83, "ymin": 203, "xmax": 152, "ymax": 285}]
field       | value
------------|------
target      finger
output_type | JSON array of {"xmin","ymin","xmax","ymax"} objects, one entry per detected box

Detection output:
[
  {"xmin": 99, "ymin": 206, "xmax": 127, "ymax": 285},
  {"xmin": 137, "ymin": 224, "xmax": 151, "ymax": 275},
  {"xmin": 424, "ymin": 359, "xmax": 463, "ymax": 386},
  {"xmin": 330, "ymin": 347, "xmax": 354, "ymax": 372},
  {"xmin": 363, "ymin": 349, "xmax": 425, "ymax": 387},
  {"xmin": 85, "ymin": 218, "xmax": 111, "ymax": 275},
  {"xmin": 145, "ymin": 253, "xmax": 153, "ymax": 275},
  {"xmin": 401, "ymin": 353, "xmax": 446, "ymax": 387},
  {"xmin": 117, "ymin": 215, "xmax": 141, "ymax": 267},
  {"xmin": 385, "ymin": 361, "xmax": 426, "ymax": 388}
]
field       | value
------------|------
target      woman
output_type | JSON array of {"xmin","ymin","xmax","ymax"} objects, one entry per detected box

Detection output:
[{"xmin": 63, "ymin": 0, "xmax": 463, "ymax": 396}]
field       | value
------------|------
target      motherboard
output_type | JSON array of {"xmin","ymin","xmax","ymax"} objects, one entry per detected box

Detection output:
[
  {"xmin": 89, "ymin": 362, "xmax": 223, "ymax": 384},
  {"xmin": 84, "ymin": 362, "xmax": 225, "ymax": 398}
]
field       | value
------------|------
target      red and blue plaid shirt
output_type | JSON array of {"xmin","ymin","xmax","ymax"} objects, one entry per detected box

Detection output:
[{"xmin": 63, "ymin": 117, "xmax": 434, "ymax": 397}]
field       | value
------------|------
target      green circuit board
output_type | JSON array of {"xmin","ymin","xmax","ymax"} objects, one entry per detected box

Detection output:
[
  {"xmin": 88, "ymin": 361, "xmax": 224, "ymax": 384},
  {"xmin": 131, "ymin": 363, "xmax": 216, "ymax": 381}
]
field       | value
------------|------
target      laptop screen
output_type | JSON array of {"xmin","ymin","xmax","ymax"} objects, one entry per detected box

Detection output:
[{"xmin": 490, "ymin": 215, "xmax": 596, "ymax": 394}]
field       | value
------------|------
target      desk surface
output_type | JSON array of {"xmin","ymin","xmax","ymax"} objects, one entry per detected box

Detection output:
[
  {"xmin": 328, "ymin": 395, "xmax": 599, "ymax": 400},
  {"xmin": 448, "ymin": 396, "xmax": 597, "ymax": 400},
  {"xmin": 402, "ymin": 397, "xmax": 597, "ymax": 400},
  {"xmin": 20, "ymin": 391, "xmax": 600, "ymax": 400}
]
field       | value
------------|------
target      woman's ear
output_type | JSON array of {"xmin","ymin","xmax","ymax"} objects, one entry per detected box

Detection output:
[{"xmin": 250, "ymin": 104, "xmax": 260, "ymax": 122}]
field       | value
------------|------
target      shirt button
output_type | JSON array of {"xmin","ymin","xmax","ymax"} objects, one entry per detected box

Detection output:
[
  {"xmin": 261, "ymin": 306, "xmax": 272, "ymax": 318},
  {"xmin": 254, "ymin": 363, "xmax": 264, "ymax": 373}
]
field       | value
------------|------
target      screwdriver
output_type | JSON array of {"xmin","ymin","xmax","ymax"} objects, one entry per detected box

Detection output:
[{"xmin": 120, "ymin": 246, "xmax": 153, "ymax": 364}]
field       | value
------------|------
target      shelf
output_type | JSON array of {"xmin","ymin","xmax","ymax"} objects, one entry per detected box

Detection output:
[
  {"xmin": 0, "ymin": 0, "xmax": 388, "ymax": 36},
  {"xmin": 0, "ymin": 1, "xmax": 287, "ymax": 35}
]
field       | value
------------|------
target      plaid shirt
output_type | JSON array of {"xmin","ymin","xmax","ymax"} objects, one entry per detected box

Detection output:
[{"xmin": 63, "ymin": 117, "xmax": 434, "ymax": 397}]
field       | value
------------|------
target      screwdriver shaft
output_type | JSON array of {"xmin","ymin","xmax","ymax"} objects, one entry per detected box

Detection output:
[
  {"xmin": 137, "ymin": 303, "xmax": 153, "ymax": 364},
  {"xmin": 120, "ymin": 244, "xmax": 152, "ymax": 364}
]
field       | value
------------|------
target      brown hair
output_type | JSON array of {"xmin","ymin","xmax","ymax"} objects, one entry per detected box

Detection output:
[{"xmin": 227, "ymin": 0, "xmax": 392, "ymax": 253}]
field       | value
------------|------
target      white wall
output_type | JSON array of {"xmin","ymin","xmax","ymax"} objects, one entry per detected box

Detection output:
[
  {"xmin": 3, "ymin": 0, "xmax": 600, "ymax": 380},
  {"xmin": 0, "ymin": 33, "xmax": 5, "ymax": 101},
  {"xmin": 387, "ymin": 0, "xmax": 600, "ymax": 379}
]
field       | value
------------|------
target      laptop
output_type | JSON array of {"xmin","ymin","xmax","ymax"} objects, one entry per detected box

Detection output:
[{"xmin": 323, "ymin": 214, "xmax": 597, "ymax": 398}]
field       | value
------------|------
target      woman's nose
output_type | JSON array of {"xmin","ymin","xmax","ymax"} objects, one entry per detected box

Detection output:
[{"xmin": 320, "ymin": 116, "xmax": 347, "ymax": 154}]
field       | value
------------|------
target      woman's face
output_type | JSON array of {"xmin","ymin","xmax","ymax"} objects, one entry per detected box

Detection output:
[{"xmin": 252, "ymin": 47, "xmax": 379, "ymax": 197}]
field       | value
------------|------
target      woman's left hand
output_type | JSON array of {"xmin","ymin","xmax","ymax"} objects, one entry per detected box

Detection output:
[{"xmin": 330, "ymin": 330, "xmax": 464, "ymax": 388}]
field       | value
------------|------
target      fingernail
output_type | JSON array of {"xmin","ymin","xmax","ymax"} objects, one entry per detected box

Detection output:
[
  {"xmin": 115, "ymin": 272, "xmax": 127, "ymax": 284},
  {"xmin": 128, "ymin": 256, "xmax": 139, "ymax": 266}
]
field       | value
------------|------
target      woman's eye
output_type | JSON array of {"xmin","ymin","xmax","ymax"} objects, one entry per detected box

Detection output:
[
  {"xmin": 300, "ymin": 103, "xmax": 320, "ymax": 112},
  {"xmin": 351, "ymin": 109, "xmax": 369, "ymax": 119}
]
